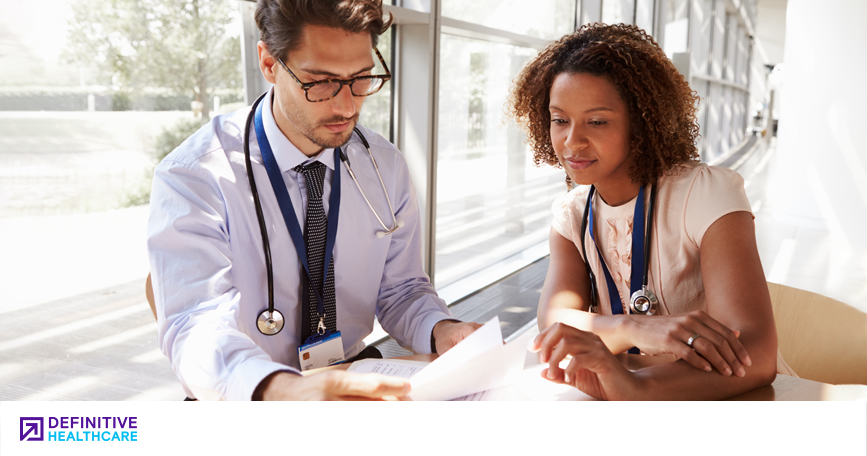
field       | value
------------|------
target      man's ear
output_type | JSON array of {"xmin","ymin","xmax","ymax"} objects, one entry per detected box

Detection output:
[{"xmin": 258, "ymin": 41, "xmax": 277, "ymax": 84}]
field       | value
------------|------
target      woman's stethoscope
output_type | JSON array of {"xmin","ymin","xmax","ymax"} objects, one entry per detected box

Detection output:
[
  {"xmin": 242, "ymin": 92, "xmax": 403, "ymax": 335},
  {"xmin": 579, "ymin": 183, "xmax": 659, "ymax": 316}
]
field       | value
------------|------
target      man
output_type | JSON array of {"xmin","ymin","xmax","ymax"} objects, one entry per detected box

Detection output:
[{"xmin": 147, "ymin": 0, "xmax": 478, "ymax": 401}]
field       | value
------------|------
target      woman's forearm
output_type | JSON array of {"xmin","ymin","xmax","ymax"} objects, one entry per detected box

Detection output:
[
  {"xmin": 543, "ymin": 307, "xmax": 634, "ymax": 354},
  {"xmin": 629, "ymin": 331, "xmax": 777, "ymax": 400}
]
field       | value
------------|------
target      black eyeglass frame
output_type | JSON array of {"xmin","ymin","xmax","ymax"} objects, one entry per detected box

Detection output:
[{"xmin": 277, "ymin": 47, "xmax": 392, "ymax": 103}]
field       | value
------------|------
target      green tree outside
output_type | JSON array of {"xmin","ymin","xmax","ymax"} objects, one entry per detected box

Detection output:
[{"xmin": 64, "ymin": 0, "xmax": 242, "ymax": 120}]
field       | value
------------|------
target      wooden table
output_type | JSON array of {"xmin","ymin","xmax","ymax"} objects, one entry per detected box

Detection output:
[
  {"xmin": 317, "ymin": 352, "xmax": 867, "ymax": 401},
  {"xmin": 618, "ymin": 352, "xmax": 867, "ymax": 400}
]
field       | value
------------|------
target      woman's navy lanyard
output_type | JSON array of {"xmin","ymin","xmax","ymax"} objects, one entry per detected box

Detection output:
[
  {"xmin": 588, "ymin": 186, "xmax": 646, "ymax": 355},
  {"xmin": 253, "ymin": 100, "xmax": 341, "ymax": 328}
]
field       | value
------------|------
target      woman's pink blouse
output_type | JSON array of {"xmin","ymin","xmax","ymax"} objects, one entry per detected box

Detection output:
[{"xmin": 551, "ymin": 162, "xmax": 796, "ymax": 375}]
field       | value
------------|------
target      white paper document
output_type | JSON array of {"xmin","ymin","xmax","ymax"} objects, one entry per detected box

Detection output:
[
  {"xmin": 346, "ymin": 359, "xmax": 427, "ymax": 379},
  {"xmin": 451, "ymin": 384, "xmax": 531, "ymax": 401},
  {"xmin": 348, "ymin": 316, "xmax": 530, "ymax": 401}
]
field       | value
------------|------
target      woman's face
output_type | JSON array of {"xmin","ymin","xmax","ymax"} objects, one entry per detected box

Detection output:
[{"xmin": 549, "ymin": 72, "xmax": 633, "ymax": 191}]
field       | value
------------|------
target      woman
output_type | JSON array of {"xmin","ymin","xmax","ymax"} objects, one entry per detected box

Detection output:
[{"xmin": 508, "ymin": 23, "xmax": 792, "ymax": 400}]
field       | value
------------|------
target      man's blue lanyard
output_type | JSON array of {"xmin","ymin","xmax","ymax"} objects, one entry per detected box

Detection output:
[
  {"xmin": 253, "ymin": 100, "xmax": 341, "ymax": 321},
  {"xmin": 588, "ymin": 186, "xmax": 646, "ymax": 355}
]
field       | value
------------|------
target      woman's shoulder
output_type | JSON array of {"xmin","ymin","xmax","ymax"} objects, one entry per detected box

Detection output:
[
  {"xmin": 662, "ymin": 161, "xmax": 751, "ymax": 247},
  {"xmin": 552, "ymin": 185, "xmax": 592, "ymax": 215},
  {"xmin": 550, "ymin": 185, "xmax": 592, "ymax": 243},
  {"xmin": 660, "ymin": 161, "xmax": 746, "ymax": 195}
]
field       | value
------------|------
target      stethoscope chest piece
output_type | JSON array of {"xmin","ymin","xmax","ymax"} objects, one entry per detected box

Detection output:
[
  {"xmin": 257, "ymin": 309, "xmax": 285, "ymax": 335},
  {"xmin": 629, "ymin": 286, "xmax": 658, "ymax": 315}
]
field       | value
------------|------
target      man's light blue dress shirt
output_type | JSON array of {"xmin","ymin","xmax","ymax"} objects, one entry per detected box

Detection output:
[{"xmin": 147, "ymin": 89, "xmax": 451, "ymax": 400}]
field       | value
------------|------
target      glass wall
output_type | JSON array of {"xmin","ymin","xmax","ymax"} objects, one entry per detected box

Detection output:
[
  {"xmin": 690, "ymin": 0, "xmax": 713, "ymax": 78},
  {"xmin": 577, "ymin": 0, "xmax": 760, "ymax": 163},
  {"xmin": 234, "ymin": 0, "xmax": 766, "ymax": 293},
  {"xmin": 658, "ymin": 0, "xmax": 689, "ymax": 57},
  {"xmin": 429, "ymin": 0, "xmax": 763, "ymax": 288},
  {"xmin": 442, "ymin": 0, "xmax": 576, "ymax": 40},
  {"xmin": 434, "ymin": 35, "xmax": 563, "ymax": 287},
  {"xmin": 691, "ymin": 0, "xmax": 754, "ymax": 162},
  {"xmin": 0, "ymin": 0, "xmax": 243, "ymax": 218},
  {"xmin": 602, "ymin": 0, "xmax": 635, "ymax": 24},
  {"xmin": 0, "ymin": 0, "xmax": 243, "ymax": 311},
  {"xmin": 358, "ymin": 30, "xmax": 393, "ymax": 141}
]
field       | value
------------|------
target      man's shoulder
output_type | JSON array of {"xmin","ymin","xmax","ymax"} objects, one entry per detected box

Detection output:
[{"xmin": 158, "ymin": 108, "xmax": 249, "ymax": 171}]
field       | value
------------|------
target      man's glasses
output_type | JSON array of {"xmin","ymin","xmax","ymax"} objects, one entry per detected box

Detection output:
[{"xmin": 277, "ymin": 47, "xmax": 391, "ymax": 103}]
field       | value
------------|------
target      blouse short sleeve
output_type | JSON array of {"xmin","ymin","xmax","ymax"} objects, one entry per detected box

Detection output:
[
  {"xmin": 683, "ymin": 165, "xmax": 753, "ymax": 248},
  {"xmin": 551, "ymin": 191, "xmax": 575, "ymax": 242},
  {"xmin": 551, "ymin": 186, "xmax": 594, "ymax": 262}
]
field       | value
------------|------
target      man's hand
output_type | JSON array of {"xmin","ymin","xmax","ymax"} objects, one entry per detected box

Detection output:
[
  {"xmin": 256, "ymin": 371, "xmax": 411, "ymax": 401},
  {"xmin": 432, "ymin": 320, "xmax": 481, "ymax": 354}
]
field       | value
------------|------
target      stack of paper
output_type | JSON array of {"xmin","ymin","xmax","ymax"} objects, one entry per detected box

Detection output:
[{"xmin": 347, "ymin": 316, "xmax": 531, "ymax": 401}]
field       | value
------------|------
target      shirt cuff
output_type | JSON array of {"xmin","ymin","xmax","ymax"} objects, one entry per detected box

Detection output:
[
  {"xmin": 225, "ymin": 359, "xmax": 301, "ymax": 401},
  {"xmin": 414, "ymin": 312, "xmax": 454, "ymax": 354},
  {"xmin": 431, "ymin": 319, "xmax": 462, "ymax": 353}
]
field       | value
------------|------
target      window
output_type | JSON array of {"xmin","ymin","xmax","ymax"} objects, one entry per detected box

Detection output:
[
  {"xmin": 358, "ymin": 29, "xmax": 394, "ymax": 141},
  {"xmin": 434, "ymin": 35, "xmax": 564, "ymax": 287},
  {"xmin": 442, "ymin": 0, "xmax": 576, "ymax": 40}
]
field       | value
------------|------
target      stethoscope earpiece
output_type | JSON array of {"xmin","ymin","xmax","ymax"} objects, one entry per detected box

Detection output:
[{"xmin": 376, "ymin": 220, "xmax": 405, "ymax": 238}]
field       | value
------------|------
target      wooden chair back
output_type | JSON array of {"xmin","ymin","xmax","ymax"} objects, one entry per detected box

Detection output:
[
  {"xmin": 767, "ymin": 281, "xmax": 867, "ymax": 385},
  {"xmin": 146, "ymin": 273, "xmax": 157, "ymax": 321}
]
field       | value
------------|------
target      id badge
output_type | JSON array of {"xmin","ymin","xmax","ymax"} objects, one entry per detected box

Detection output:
[{"xmin": 297, "ymin": 331, "xmax": 345, "ymax": 371}]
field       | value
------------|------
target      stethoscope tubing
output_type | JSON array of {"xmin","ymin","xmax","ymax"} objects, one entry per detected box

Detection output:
[
  {"xmin": 244, "ymin": 92, "xmax": 275, "ymax": 315},
  {"xmin": 342, "ymin": 127, "xmax": 402, "ymax": 237},
  {"xmin": 243, "ymin": 91, "xmax": 402, "ymax": 334}
]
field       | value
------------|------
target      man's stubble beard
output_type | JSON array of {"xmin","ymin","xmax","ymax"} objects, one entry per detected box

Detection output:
[{"xmin": 283, "ymin": 94, "xmax": 359, "ymax": 150}]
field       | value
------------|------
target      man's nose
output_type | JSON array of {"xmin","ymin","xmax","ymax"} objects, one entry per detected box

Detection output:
[{"xmin": 329, "ymin": 84, "xmax": 357, "ymax": 118}]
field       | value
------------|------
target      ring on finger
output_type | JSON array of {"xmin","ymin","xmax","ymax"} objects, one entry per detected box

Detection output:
[{"xmin": 686, "ymin": 333, "xmax": 702, "ymax": 348}]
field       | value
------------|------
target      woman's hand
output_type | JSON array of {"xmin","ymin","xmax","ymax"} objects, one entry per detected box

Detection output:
[
  {"xmin": 624, "ymin": 310, "xmax": 752, "ymax": 377},
  {"xmin": 530, "ymin": 323, "xmax": 643, "ymax": 400}
]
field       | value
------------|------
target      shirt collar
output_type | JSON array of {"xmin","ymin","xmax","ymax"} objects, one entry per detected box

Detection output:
[{"xmin": 261, "ymin": 88, "xmax": 336, "ymax": 173}]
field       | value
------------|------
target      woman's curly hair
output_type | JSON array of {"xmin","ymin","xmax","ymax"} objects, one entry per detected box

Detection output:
[{"xmin": 508, "ymin": 23, "xmax": 700, "ymax": 187}]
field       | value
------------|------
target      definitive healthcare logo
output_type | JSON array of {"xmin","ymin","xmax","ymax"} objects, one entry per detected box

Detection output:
[{"xmin": 19, "ymin": 415, "xmax": 138, "ymax": 442}]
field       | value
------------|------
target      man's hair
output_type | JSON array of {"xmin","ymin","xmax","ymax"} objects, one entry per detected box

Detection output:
[
  {"xmin": 508, "ymin": 23, "xmax": 700, "ymax": 186},
  {"xmin": 255, "ymin": 0, "xmax": 393, "ymax": 61}
]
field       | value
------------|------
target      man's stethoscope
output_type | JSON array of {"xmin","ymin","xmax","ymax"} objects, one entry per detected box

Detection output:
[
  {"xmin": 242, "ymin": 91, "xmax": 403, "ymax": 336},
  {"xmin": 579, "ymin": 183, "xmax": 659, "ymax": 319}
]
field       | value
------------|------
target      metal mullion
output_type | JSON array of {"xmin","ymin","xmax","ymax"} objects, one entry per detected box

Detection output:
[
  {"xmin": 743, "ymin": 36, "xmax": 753, "ymax": 135},
  {"xmin": 575, "ymin": 0, "xmax": 581, "ymax": 31},
  {"xmin": 426, "ymin": 0, "xmax": 441, "ymax": 284},
  {"xmin": 721, "ymin": 11, "xmax": 730, "ymax": 81},
  {"xmin": 389, "ymin": 26, "xmax": 398, "ymax": 145},
  {"xmin": 686, "ymin": 0, "xmax": 693, "ymax": 54},
  {"xmin": 708, "ymin": 0, "xmax": 717, "ymax": 78}
]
